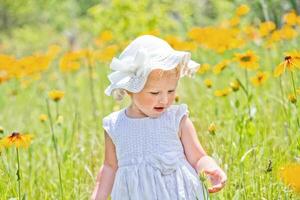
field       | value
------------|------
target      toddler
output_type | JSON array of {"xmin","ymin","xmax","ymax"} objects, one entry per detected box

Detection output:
[{"xmin": 91, "ymin": 35, "xmax": 227, "ymax": 200}]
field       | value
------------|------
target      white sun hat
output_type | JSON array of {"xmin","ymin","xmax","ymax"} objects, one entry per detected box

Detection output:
[{"xmin": 105, "ymin": 35, "xmax": 200, "ymax": 100}]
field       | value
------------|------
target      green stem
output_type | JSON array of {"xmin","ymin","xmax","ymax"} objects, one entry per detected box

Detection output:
[
  {"xmin": 245, "ymin": 69, "xmax": 249, "ymax": 92},
  {"xmin": 16, "ymin": 148, "xmax": 21, "ymax": 200},
  {"xmin": 46, "ymin": 99, "xmax": 64, "ymax": 200},
  {"xmin": 290, "ymin": 71, "xmax": 297, "ymax": 97},
  {"xmin": 289, "ymin": 71, "xmax": 300, "ymax": 128},
  {"xmin": 56, "ymin": 102, "xmax": 59, "ymax": 119},
  {"xmin": 279, "ymin": 76, "xmax": 288, "ymax": 118},
  {"xmin": 245, "ymin": 69, "xmax": 251, "ymax": 119}
]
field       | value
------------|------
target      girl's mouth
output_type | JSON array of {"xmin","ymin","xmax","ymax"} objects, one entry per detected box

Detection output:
[{"xmin": 154, "ymin": 107, "xmax": 164, "ymax": 112}]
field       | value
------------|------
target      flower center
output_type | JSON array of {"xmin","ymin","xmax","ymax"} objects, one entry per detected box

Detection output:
[
  {"xmin": 284, "ymin": 56, "xmax": 292, "ymax": 61},
  {"xmin": 241, "ymin": 56, "xmax": 251, "ymax": 62},
  {"xmin": 11, "ymin": 132, "xmax": 20, "ymax": 137},
  {"xmin": 258, "ymin": 75, "xmax": 263, "ymax": 81}
]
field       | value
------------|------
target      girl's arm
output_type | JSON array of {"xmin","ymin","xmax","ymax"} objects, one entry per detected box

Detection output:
[
  {"xmin": 91, "ymin": 131, "xmax": 118, "ymax": 200},
  {"xmin": 179, "ymin": 115, "xmax": 227, "ymax": 193}
]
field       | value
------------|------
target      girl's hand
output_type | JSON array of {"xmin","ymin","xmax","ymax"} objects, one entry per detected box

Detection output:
[
  {"xmin": 204, "ymin": 167, "xmax": 227, "ymax": 193},
  {"xmin": 196, "ymin": 155, "xmax": 227, "ymax": 193}
]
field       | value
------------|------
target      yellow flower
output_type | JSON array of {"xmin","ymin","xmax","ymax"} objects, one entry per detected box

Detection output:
[
  {"xmin": 197, "ymin": 63, "xmax": 210, "ymax": 74},
  {"xmin": 188, "ymin": 26, "xmax": 245, "ymax": 53},
  {"xmin": 94, "ymin": 45, "xmax": 118, "ymax": 62},
  {"xmin": 283, "ymin": 11, "xmax": 298, "ymax": 26},
  {"xmin": 213, "ymin": 60, "xmax": 230, "ymax": 74},
  {"xmin": 0, "ymin": 132, "xmax": 33, "ymax": 148},
  {"xmin": 230, "ymin": 80, "xmax": 240, "ymax": 92},
  {"xmin": 259, "ymin": 21, "xmax": 276, "ymax": 37},
  {"xmin": 208, "ymin": 123, "xmax": 216, "ymax": 134},
  {"xmin": 214, "ymin": 88, "xmax": 232, "ymax": 97},
  {"xmin": 280, "ymin": 163, "xmax": 300, "ymax": 193},
  {"xmin": 274, "ymin": 52, "xmax": 300, "ymax": 77},
  {"xmin": 204, "ymin": 79, "xmax": 213, "ymax": 88},
  {"xmin": 0, "ymin": 70, "xmax": 8, "ymax": 84},
  {"xmin": 165, "ymin": 35, "xmax": 196, "ymax": 51},
  {"xmin": 59, "ymin": 51, "xmax": 83, "ymax": 73},
  {"xmin": 236, "ymin": 4, "xmax": 250, "ymax": 16},
  {"xmin": 288, "ymin": 94, "xmax": 297, "ymax": 104},
  {"xmin": 229, "ymin": 16, "xmax": 240, "ymax": 27},
  {"xmin": 234, "ymin": 51, "xmax": 259, "ymax": 70},
  {"xmin": 94, "ymin": 31, "xmax": 113, "ymax": 46},
  {"xmin": 279, "ymin": 25, "xmax": 298, "ymax": 40},
  {"xmin": 48, "ymin": 90, "xmax": 65, "ymax": 102},
  {"xmin": 39, "ymin": 114, "xmax": 48, "ymax": 123},
  {"xmin": 250, "ymin": 71, "xmax": 269, "ymax": 86}
]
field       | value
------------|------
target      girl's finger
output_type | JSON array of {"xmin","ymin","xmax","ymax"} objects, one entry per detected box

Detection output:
[{"xmin": 208, "ymin": 181, "xmax": 226, "ymax": 193}]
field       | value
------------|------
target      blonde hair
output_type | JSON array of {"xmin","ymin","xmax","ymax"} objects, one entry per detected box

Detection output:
[{"xmin": 155, "ymin": 64, "xmax": 181, "ymax": 80}]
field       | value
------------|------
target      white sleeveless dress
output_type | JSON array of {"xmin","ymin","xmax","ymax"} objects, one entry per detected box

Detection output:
[{"xmin": 103, "ymin": 104, "xmax": 209, "ymax": 200}]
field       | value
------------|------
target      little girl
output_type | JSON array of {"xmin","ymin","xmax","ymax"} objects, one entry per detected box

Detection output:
[{"xmin": 91, "ymin": 35, "xmax": 227, "ymax": 200}]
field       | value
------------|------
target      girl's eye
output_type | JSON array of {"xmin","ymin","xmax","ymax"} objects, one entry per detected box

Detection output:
[
  {"xmin": 168, "ymin": 90, "xmax": 175, "ymax": 93},
  {"xmin": 150, "ymin": 92, "xmax": 159, "ymax": 95}
]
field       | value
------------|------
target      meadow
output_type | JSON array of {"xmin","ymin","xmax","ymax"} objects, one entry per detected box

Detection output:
[{"xmin": 0, "ymin": 1, "xmax": 300, "ymax": 199}]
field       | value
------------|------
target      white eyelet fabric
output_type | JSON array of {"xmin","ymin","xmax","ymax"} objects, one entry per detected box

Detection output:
[
  {"xmin": 104, "ymin": 35, "xmax": 200, "ymax": 100},
  {"xmin": 103, "ymin": 104, "xmax": 208, "ymax": 200}
]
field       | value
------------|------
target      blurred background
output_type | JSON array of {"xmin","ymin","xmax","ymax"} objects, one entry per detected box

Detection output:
[{"xmin": 1, "ymin": 0, "xmax": 299, "ymax": 54}]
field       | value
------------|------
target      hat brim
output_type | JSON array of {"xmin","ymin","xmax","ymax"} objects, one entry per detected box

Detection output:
[{"xmin": 105, "ymin": 50, "xmax": 200, "ymax": 100}]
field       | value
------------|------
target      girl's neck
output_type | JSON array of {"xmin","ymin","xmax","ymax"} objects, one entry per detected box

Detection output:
[{"xmin": 126, "ymin": 104, "xmax": 148, "ymax": 118}]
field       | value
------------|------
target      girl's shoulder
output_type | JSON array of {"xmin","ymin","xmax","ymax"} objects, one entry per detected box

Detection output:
[
  {"xmin": 165, "ymin": 103, "xmax": 189, "ymax": 128},
  {"xmin": 102, "ymin": 108, "xmax": 125, "ymax": 141},
  {"xmin": 167, "ymin": 103, "xmax": 188, "ymax": 116}
]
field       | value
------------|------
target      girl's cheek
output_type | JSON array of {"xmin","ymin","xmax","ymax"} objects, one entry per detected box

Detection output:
[{"xmin": 143, "ymin": 95, "xmax": 157, "ymax": 105}]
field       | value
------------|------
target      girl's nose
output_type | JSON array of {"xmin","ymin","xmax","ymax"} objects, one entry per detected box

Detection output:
[{"xmin": 159, "ymin": 94, "xmax": 168, "ymax": 104}]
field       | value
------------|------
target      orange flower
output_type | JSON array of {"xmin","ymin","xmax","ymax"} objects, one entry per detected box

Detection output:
[
  {"xmin": 0, "ymin": 132, "xmax": 33, "ymax": 148},
  {"xmin": 197, "ymin": 63, "xmax": 210, "ymax": 74},
  {"xmin": 279, "ymin": 25, "xmax": 298, "ymax": 40},
  {"xmin": 39, "ymin": 114, "xmax": 48, "ymax": 123},
  {"xmin": 283, "ymin": 11, "xmax": 298, "ymax": 26},
  {"xmin": 48, "ymin": 90, "xmax": 65, "ymax": 102},
  {"xmin": 229, "ymin": 16, "xmax": 240, "ymax": 27},
  {"xmin": 230, "ymin": 80, "xmax": 240, "ymax": 92},
  {"xmin": 259, "ymin": 21, "xmax": 276, "ymax": 37},
  {"xmin": 94, "ymin": 31, "xmax": 113, "ymax": 46},
  {"xmin": 280, "ymin": 163, "xmax": 300, "ymax": 193},
  {"xmin": 213, "ymin": 60, "xmax": 230, "ymax": 74},
  {"xmin": 204, "ymin": 79, "xmax": 213, "ymax": 88},
  {"xmin": 274, "ymin": 52, "xmax": 300, "ymax": 77},
  {"xmin": 236, "ymin": 4, "xmax": 250, "ymax": 16},
  {"xmin": 250, "ymin": 71, "xmax": 269, "ymax": 86},
  {"xmin": 288, "ymin": 94, "xmax": 297, "ymax": 104},
  {"xmin": 208, "ymin": 122, "xmax": 216, "ymax": 134},
  {"xmin": 214, "ymin": 88, "xmax": 232, "ymax": 97},
  {"xmin": 234, "ymin": 51, "xmax": 259, "ymax": 70}
]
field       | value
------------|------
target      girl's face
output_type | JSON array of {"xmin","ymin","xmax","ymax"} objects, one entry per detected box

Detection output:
[{"xmin": 128, "ymin": 69, "xmax": 179, "ymax": 118}]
